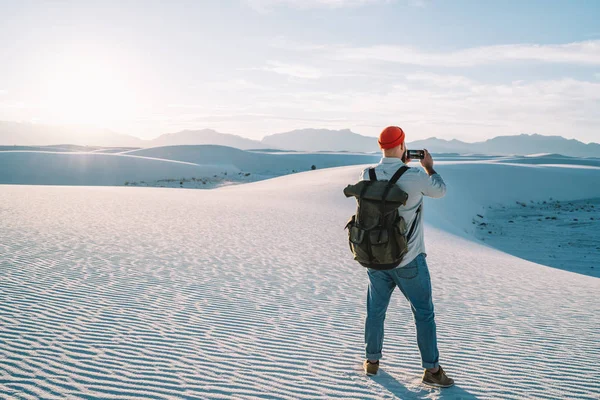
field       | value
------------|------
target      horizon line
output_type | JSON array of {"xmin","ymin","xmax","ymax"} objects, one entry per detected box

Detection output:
[{"xmin": 1, "ymin": 120, "xmax": 599, "ymax": 146}]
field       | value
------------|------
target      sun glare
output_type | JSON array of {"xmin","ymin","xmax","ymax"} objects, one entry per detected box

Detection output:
[{"xmin": 38, "ymin": 54, "xmax": 139, "ymax": 128}]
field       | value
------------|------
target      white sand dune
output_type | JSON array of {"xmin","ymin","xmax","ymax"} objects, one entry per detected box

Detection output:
[
  {"xmin": 1, "ymin": 163, "xmax": 599, "ymax": 399},
  {"xmin": 426, "ymin": 161, "xmax": 600, "ymax": 234},
  {"xmin": 0, "ymin": 151, "xmax": 235, "ymax": 186},
  {"xmin": 125, "ymin": 145, "xmax": 380, "ymax": 174},
  {"xmin": 0, "ymin": 146, "xmax": 380, "ymax": 187},
  {"xmin": 415, "ymin": 161, "xmax": 600, "ymax": 277}
]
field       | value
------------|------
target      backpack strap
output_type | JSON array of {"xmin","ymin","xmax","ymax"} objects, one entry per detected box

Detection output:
[
  {"xmin": 379, "ymin": 166, "xmax": 410, "ymax": 215},
  {"xmin": 368, "ymin": 168, "xmax": 377, "ymax": 181},
  {"xmin": 356, "ymin": 180, "xmax": 372, "ymax": 227},
  {"xmin": 389, "ymin": 165, "xmax": 410, "ymax": 186}
]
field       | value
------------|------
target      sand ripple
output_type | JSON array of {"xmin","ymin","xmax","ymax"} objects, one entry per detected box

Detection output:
[{"xmin": 1, "ymin": 175, "xmax": 599, "ymax": 399}]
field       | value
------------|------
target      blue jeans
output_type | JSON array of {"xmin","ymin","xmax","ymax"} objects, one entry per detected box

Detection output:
[{"xmin": 365, "ymin": 253, "xmax": 440, "ymax": 369}]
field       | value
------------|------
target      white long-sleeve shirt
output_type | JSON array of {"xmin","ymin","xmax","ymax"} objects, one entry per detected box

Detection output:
[{"xmin": 360, "ymin": 157, "xmax": 446, "ymax": 268}]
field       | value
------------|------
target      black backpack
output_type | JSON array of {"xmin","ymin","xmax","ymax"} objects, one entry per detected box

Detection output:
[{"xmin": 343, "ymin": 166, "xmax": 420, "ymax": 270}]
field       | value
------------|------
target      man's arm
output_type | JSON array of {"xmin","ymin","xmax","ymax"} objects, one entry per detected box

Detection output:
[
  {"xmin": 359, "ymin": 168, "xmax": 369, "ymax": 182},
  {"xmin": 423, "ymin": 166, "xmax": 437, "ymax": 176},
  {"xmin": 420, "ymin": 149, "xmax": 446, "ymax": 198}
]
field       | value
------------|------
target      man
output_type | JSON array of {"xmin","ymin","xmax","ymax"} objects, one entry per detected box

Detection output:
[{"xmin": 361, "ymin": 126, "xmax": 454, "ymax": 388}]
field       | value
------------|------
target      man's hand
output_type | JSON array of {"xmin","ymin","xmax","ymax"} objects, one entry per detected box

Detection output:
[{"xmin": 420, "ymin": 149, "xmax": 437, "ymax": 176}]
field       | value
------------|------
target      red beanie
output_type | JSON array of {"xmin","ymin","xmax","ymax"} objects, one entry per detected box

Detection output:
[{"xmin": 378, "ymin": 126, "xmax": 405, "ymax": 149}]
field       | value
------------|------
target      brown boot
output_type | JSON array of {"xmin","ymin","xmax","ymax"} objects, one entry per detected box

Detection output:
[
  {"xmin": 363, "ymin": 360, "xmax": 379, "ymax": 376},
  {"xmin": 422, "ymin": 365, "xmax": 454, "ymax": 388}
]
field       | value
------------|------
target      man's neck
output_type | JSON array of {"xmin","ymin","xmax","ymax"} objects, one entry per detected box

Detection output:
[{"xmin": 381, "ymin": 156, "xmax": 404, "ymax": 161}]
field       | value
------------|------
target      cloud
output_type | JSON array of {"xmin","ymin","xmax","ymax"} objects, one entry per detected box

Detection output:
[
  {"xmin": 122, "ymin": 73, "xmax": 600, "ymax": 142},
  {"xmin": 404, "ymin": 72, "xmax": 475, "ymax": 88},
  {"xmin": 269, "ymin": 36, "xmax": 329, "ymax": 52},
  {"xmin": 209, "ymin": 74, "xmax": 600, "ymax": 141},
  {"xmin": 162, "ymin": 112, "xmax": 347, "ymax": 124},
  {"xmin": 262, "ymin": 61, "xmax": 323, "ymax": 79},
  {"xmin": 332, "ymin": 40, "xmax": 600, "ymax": 67},
  {"xmin": 191, "ymin": 79, "xmax": 270, "ymax": 92},
  {"xmin": 0, "ymin": 89, "xmax": 7, "ymax": 95}
]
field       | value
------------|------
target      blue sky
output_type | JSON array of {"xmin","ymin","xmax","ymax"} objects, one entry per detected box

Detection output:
[{"xmin": 0, "ymin": 0, "xmax": 599, "ymax": 142}]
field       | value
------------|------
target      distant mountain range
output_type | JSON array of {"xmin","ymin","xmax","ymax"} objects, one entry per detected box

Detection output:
[
  {"xmin": 0, "ymin": 122, "xmax": 262, "ymax": 150},
  {"xmin": 1, "ymin": 121, "xmax": 599, "ymax": 158},
  {"xmin": 0, "ymin": 121, "xmax": 145, "ymax": 147},
  {"xmin": 407, "ymin": 134, "xmax": 600, "ymax": 158},
  {"xmin": 149, "ymin": 129, "xmax": 263, "ymax": 149},
  {"xmin": 264, "ymin": 129, "xmax": 600, "ymax": 157}
]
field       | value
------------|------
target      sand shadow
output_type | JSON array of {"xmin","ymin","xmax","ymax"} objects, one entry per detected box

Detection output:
[{"xmin": 370, "ymin": 370, "xmax": 479, "ymax": 400}]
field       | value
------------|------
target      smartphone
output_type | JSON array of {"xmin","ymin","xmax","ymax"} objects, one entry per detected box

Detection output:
[{"xmin": 407, "ymin": 149, "xmax": 425, "ymax": 160}]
